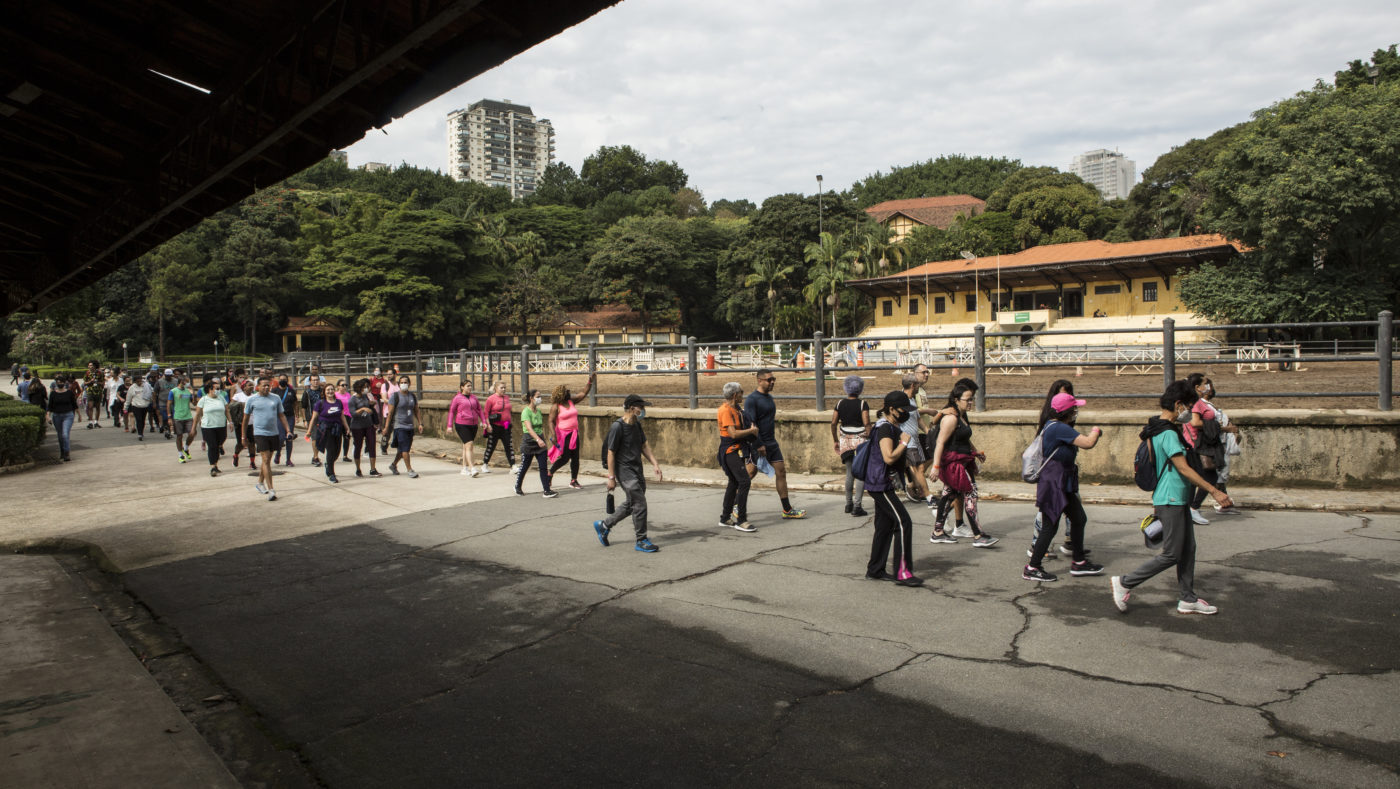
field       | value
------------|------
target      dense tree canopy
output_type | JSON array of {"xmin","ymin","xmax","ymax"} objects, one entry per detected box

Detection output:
[{"xmin": 10, "ymin": 46, "xmax": 1399, "ymax": 364}]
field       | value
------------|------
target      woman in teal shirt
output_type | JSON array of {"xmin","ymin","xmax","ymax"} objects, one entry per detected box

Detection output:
[{"xmin": 1112, "ymin": 380, "xmax": 1233, "ymax": 615}]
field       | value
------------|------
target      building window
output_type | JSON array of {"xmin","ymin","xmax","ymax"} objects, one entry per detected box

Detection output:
[
  {"xmin": 934, "ymin": 297, "xmax": 946, "ymax": 314},
  {"xmin": 604, "ymin": 333, "xmax": 623, "ymax": 344},
  {"xmin": 1142, "ymin": 281, "xmax": 1158, "ymax": 302},
  {"xmin": 1094, "ymin": 284, "xmax": 1122, "ymax": 295},
  {"xmin": 882, "ymin": 300, "xmax": 893, "ymax": 317},
  {"xmin": 910, "ymin": 299, "xmax": 919, "ymax": 316},
  {"xmin": 965, "ymin": 295, "xmax": 976, "ymax": 312}
]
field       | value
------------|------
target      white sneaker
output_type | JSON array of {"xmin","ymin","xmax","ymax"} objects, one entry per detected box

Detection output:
[
  {"xmin": 479, "ymin": 464, "xmax": 490, "ymax": 475},
  {"xmin": 951, "ymin": 525, "xmax": 974, "ymax": 538},
  {"xmin": 267, "ymin": 489, "xmax": 277, "ymax": 502},
  {"xmin": 1110, "ymin": 576, "xmax": 1130, "ymax": 612},
  {"xmin": 469, "ymin": 467, "xmax": 480, "ymax": 477},
  {"xmin": 1177, "ymin": 598, "xmax": 1218, "ymax": 615},
  {"xmin": 255, "ymin": 483, "xmax": 268, "ymax": 495},
  {"xmin": 1213, "ymin": 504, "xmax": 1241, "ymax": 515},
  {"xmin": 1190, "ymin": 509, "xmax": 1210, "ymax": 525},
  {"xmin": 510, "ymin": 464, "xmax": 520, "ymax": 474},
  {"xmin": 460, "ymin": 468, "xmax": 472, "ymax": 475}
]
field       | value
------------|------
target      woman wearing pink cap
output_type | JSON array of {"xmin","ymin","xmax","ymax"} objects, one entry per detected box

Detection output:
[{"xmin": 1024, "ymin": 392, "xmax": 1102, "ymax": 582}]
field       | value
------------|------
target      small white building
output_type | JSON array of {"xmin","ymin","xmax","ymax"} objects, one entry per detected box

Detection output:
[{"xmin": 1069, "ymin": 149, "xmax": 1135, "ymax": 201}]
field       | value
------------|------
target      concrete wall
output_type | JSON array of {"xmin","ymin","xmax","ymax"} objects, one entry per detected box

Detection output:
[{"xmin": 418, "ymin": 400, "xmax": 1400, "ymax": 490}]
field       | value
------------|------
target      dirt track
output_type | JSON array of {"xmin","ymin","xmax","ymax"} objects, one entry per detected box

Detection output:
[{"xmin": 419, "ymin": 360, "xmax": 1393, "ymax": 410}]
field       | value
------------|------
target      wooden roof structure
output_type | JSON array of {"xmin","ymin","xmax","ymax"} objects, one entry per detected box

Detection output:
[{"xmin": 0, "ymin": 0, "xmax": 619, "ymax": 315}]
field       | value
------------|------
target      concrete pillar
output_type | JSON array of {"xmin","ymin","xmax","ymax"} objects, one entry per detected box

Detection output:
[
  {"xmin": 813, "ymin": 331, "xmax": 826, "ymax": 411},
  {"xmin": 973, "ymin": 325, "xmax": 986, "ymax": 412},
  {"xmin": 1380, "ymin": 310, "xmax": 1393, "ymax": 412}
]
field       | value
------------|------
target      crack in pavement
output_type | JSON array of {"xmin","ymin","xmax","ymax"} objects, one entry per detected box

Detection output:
[
  {"xmin": 656, "ymin": 595, "xmax": 921, "ymax": 653},
  {"xmin": 1337, "ymin": 511, "xmax": 1400, "ymax": 542}
]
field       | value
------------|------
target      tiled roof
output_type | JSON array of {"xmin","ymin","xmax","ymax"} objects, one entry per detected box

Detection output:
[
  {"xmin": 865, "ymin": 195, "xmax": 986, "ymax": 229},
  {"xmin": 861, "ymin": 235, "xmax": 1244, "ymax": 283},
  {"xmin": 276, "ymin": 316, "xmax": 343, "ymax": 334},
  {"xmin": 491, "ymin": 306, "xmax": 679, "ymax": 333}
]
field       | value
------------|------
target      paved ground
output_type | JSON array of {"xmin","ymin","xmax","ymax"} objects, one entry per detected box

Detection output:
[{"xmin": 2, "ymin": 392, "xmax": 1398, "ymax": 788}]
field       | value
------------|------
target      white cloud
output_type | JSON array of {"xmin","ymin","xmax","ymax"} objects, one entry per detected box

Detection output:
[{"xmin": 343, "ymin": 0, "xmax": 1400, "ymax": 202}]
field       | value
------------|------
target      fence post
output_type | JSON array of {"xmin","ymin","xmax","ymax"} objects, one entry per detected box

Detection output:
[
  {"xmin": 413, "ymin": 350, "xmax": 423, "ymax": 401},
  {"xmin": 520, "ymin": 345, "xmax": 530, "ymax": 398},
  {"xmin": 458, "ymin": 348, "xmax": 467, "ymax": 388},
  {"xmin": 973, "ymin": 325, "xmax": 986, "ymax": 412},
  {"xmin": 1162, "ymin": 318, "xmax": 1176, "ymax": 387},
  {"xmin": 813, "ymin": 331, "xmax": 826, "ymax": 411},
  {"xmin": 343, "ymin": 353, "xmax": 349, "ymax": 385},
  {"xmin": 1380, "ymin": 310, "xmax": 1393, "ymax": 412},
  {"xmin": 587, "ymin": 343, "xmax": 598, "ymax": 407},
  {"xmin": 687, "ymin": 336, "xmax": 699, "ymax": 409}
]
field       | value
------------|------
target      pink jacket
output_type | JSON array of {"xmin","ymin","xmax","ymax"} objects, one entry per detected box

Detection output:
[{"xmin": 448, "ymin": 394, "xmax": 486, "ymax": 426}]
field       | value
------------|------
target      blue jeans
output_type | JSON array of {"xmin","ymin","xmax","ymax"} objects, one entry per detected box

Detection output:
[{"xmin": 52, "ymin": 411, "xmax": 74, "ymax": 457}]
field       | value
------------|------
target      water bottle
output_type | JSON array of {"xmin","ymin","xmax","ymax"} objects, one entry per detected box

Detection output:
[{"xmin": 606, "ymin": 493, "xmax": 615, "ymax": 514}]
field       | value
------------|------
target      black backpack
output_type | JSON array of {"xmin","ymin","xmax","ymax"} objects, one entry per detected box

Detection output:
[
  {"xmin": 1133, "ymin": 437, "xmax": 1165, "ymax": 491},
  {"xmin": 851, "ymin": 437, "xmax": 874, "ymax": 482}
]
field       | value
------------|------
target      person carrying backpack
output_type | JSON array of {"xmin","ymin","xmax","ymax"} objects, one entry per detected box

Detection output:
[
  {"xmin": 1112, "ymin": 380, "xmax": 1233, "ymax": 615},
  {"xmin": 1023, "ymin": 393, "xmax": 1102, "ymax": 582}
]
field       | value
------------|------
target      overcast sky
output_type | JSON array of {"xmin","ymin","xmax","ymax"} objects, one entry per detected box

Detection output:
[{"xmin": 343, "ymin": 0, "xmax": 1399, "ymax": 204}]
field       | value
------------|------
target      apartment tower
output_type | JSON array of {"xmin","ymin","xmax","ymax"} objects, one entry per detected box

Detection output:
[
  {"xmin": 446, "ymin": 99, "xmax": 555, "ymax": 199},
  {"xmin": 1069, "ymin": 148, "xmax": 1135, "ymax": 201}
]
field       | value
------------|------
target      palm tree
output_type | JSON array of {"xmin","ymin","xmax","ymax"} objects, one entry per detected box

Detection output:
[
  {"xmin": 744, "ymin": 256, "xmax": 796, "ymax": 337},
  {"xmin": 803, "ymin": 231, "xmax": 851, "ymax": 336}
]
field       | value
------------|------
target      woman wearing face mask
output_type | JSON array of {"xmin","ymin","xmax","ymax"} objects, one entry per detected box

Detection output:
[
  {"xmin": 45, "ymin": 374, "xmax": 77, "ymax": 461},
  {"xmin": 863, "ymin": 391, "xmax": 923, "ymax": 587},
  {"xmin": 1024, "ymin": 393, "xmax": 1103, "ymax": 582},
  {"xmin": 481, "ymin": 379, "xmax": 516, "ymax": 474},
  {"xmin": 1184, "ymin": 373, "xmax": 1235, "ymax": 523},
  {"xmin": 383, "ymin": 374, "xmax": 421, "ymax": 477},
  {"xmin": 189, "ymin": 380, "xmax": 229, "ymax": 476},
  {"xmin": 515, "ymin": 389, "xmax": 556, "ymax": 497},
  {"xmin": 928, "ymin": 380, "xmax": 998, "ymax": 548},
  {"xmin": 1029, "ymin": 379, "xmax": 1079, "ymax": 561},
  {"xmin": 448, "ymin": 379, "xmax": 487, "ymax": 476},
  {"xmin": 313, "ymin": 382, "xmax": 352, "ymax": 483},
  {"xmin": 547, "ymin": 374, "xmax": 596, "ymax": 490},
  {"xmin": 348, "ymin": 378, "xmax": 381, "ymax": 478},
  {"xmin": 1198, "ymin": 377, "xmax": 1242, "ymax": 515}
]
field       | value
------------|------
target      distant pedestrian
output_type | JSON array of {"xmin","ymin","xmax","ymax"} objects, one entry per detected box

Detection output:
[
  {"xmin": 26, "ymin": 373, "xmax": 46, "ymax": 410},
  {"xmin": 592, "ymin": 395, "xmax": 663, "ymax": 553},
  {"xmin": 243, "ymin": 376, "xmax": 290, "ymax": 501},
  {"xmin": 348, "ymin": 379, "xmax": 380, "ymax": 478},
  {"xmin": 384, "ymin": 373, "xmax": 421, "ymax": 478},
  {"xmin": 717, "ymin": 381, "xmax": 758, "ymax": 532},
  {"xmin": 190, "ymin": 380, "xmax": 229, "ymax": 477},
  {"xmin": 169, "ymin": 376, "xmax": 195, "ymax": 463},
  {"xmin": 273, "ymin": 375, "xmax": 298, "ymax": 467},
  {"xmin": 313, "ymin": 383, "xmax": 351, "ymax": 484},
  {"xmin": 17, "ymin": 372, "xmax": 31, "ymax": 402},
  {"xmin": 482, "ymin": 380, "xmax": 516, "ymax": 473},
  {"xmin": 864, "ymin": 391, "xmax": 923, "ymax": 586},
  {"xmin": 1023, "ymin": 393, "xmax": 1102, "ymax": 582},
  {"xmin": 448, "ymin": 380, "xmax": 486, "ymax": 476},
  {"xmin": 928, "ymin": 379, "xmax": 999, "ymax": 548},
  {"xmin": 896, "ymin": 372, "xmax": 931, "ymax": 506},
  {"xmin": 1199, "ymin": 378, "xmax": 1242, "ymax": 515},
  {"xmin": 302, "ymin": 378, "xmax": 325, "ymax": 467},
  {"xmin": 8, "ymin": 362, "xmax": 17, "ymax": 385},
  {"xmin": 83, "ymin": 361, "xmax": 104, "ymax": 429},
  {"xmin": 514, "ymin": 388, "xmax": 555, "ymax": 497},
  {"xmin": 333, "ymin": 379, "xmax": 353, "ymax": 462},
  {"xmin": 1184, "ymin": 373, "xmax": 1232, "ymax": 524},
  {"xmin": 127, "ymin": 374, "xmax": 154, "ymax": 440},
  {"xmin": 115, "ymin": 375, "xmax": 131, "ymax": 431},
  {"xmin": 547, "ymin": 374, "xmax": 596, "ymax": 490},
  {"xmin": 1111, "ymin": 380, "xmax": 1233, "ymax": 615},
  {"xmin": 104, "ymin": 370, "xmax": 122, "ymax": 428},
  {"xmin": 155, "ymin": 369, "xmax": 177, "ymax": 439},
  {"xmin": 831, "ymin": 374, "xmax": 870, "ymax": 517},
  {"xmin": 744, "ymin": 370, "xmax": 805, "ymax": 519},
  {"xmin": 45, "ymin": 375, "xmax": 77, "ymax": 461}
]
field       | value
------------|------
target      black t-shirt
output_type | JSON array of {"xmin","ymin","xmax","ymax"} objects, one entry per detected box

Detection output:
[
  {"xmin": 47, "ymin": 388, "xmax": 76, "ymax": 414},
  {"xmin": 606, "ymin": 419, "xmax": 647, "ymax": 469},
  {"xmin": 743, "ymin": 391, "xmax": 777, "ymax": 443},
  {"xmin": 835, "ymin": 398, "xmax": 867, "ymax": 430}
]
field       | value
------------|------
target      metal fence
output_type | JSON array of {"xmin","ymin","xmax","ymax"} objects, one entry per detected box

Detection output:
[{"xmin": 180, "ymin": 311, "xmax": 1397, "ymax": 412}]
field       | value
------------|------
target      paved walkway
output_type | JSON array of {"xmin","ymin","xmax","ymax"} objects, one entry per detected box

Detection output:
[{"xmin": 2, "ymin": 387, "xmax": 1398, "ymax": 787}]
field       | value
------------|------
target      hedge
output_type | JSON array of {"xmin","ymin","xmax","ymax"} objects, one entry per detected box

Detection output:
[{"xmin": 0, "ymin": 413, "xmax": 42, "ymax": 466}]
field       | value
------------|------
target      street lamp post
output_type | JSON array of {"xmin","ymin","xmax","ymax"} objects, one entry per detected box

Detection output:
[
  {"xmin": 213, "ymin": 339, "xmax": 219, "ymax": 366},
  {"xmin": 816, "ymin": 174, "xmax": 823, "ymax": 238},
  {"xmin": 122, "ymin": 342, "xmax": 127, "ymax": 369}
]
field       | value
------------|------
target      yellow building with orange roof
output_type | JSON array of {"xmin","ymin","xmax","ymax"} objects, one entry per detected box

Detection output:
[
  {"xmin": 864, "ymin": 195, "xmax": 986, "ymax": 241},
  {"xmin": 848, "ymin": 235, "xmax": 1243, "ymax": 348}
]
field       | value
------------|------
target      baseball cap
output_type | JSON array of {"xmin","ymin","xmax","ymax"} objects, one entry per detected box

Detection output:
[
  {"xmin": 623, "ymin": 394, "xmax": 650, "ymax": 410},
  {"xmin": 1051, "ymin": 392, "xmax": 1086, "ymax": 412},
  {"xmin": 164, "ymin": 368, "xmax": 174, "ymax": 375},
  {"xmin": 883, "ymin": 390, "xmax": 909, "ymax": 412}
]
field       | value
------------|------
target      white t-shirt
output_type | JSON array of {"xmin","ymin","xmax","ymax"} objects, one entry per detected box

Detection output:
[
  {"xmin": 232, "ymin": 391, "xmax": 249, "ymax": 404},
  {"xmin": 105, "ymin": 377, "xmax": 121, "ymax": 404}
]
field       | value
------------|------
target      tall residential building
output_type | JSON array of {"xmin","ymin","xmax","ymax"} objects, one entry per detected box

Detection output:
[
  {"xmin": 446, "ymin": 99, "xmax": 555, "ymax": 200},
  {"xmin": 1069, "ymin": 149, "xmax": 1135, "ymax": 201}
]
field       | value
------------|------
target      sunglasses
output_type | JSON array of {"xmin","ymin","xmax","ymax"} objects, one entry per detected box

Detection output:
[{"xmin": 761, "ymin": 377, "xmax": 776, "ymax": 383}]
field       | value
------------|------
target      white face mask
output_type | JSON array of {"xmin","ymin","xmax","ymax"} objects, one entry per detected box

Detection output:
[{"xmin": 533, "ymin": 396, "xmax": 542, "ymax": 405}]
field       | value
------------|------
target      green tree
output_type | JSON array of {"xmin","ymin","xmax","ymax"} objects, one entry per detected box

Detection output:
[
  {"xmin": 1334, "ymin": 44, "xmax": 1400, "ymax": 91},
  {"xmin": 710, "ymin": 198, "xmax": 756, "ymax": 219},
  {"xmin": 585, "ymin": 215, "xmax": 684, "ymax": 331},
  {"xmin": 852, "ymin": 155, "xmax": 1023, "ymax": 207},
  {"xmin": 1189, "ymin": 76, "xmax": 1400, "ymax": 322},
  {"xmin": 742, "ymin": 252, "xmax": 797, "ymax": 335},
  {"xmin": 1119, "ymin": 126, "xmax": 1243, "ymax": 240},
  {"xmin": 217, "ymin": 221, "xmax": 297, "ymax": 356},
  {"xmin": 802, "ymin": 231, "xmax": 853, "ymax": 335},
  {"xmin": 529, "ymin": 162, "xmax": 592, "ymax": 208},
  {"xmin": 143, "ymin": 237, "xmax": 207, "ymax": 359},
  {"xmin": 579, "ymin": 145, "xmax": 688, "ymax": 200}
]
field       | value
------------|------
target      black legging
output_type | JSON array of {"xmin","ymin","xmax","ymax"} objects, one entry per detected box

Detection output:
[
  {"xmin": 515, "ymin": 449, "xmax": 551, "ymax": 492},
  {"xmin": 932, "ymin": 463, "xmax": 984, "ymax": 537},
  {"xmin": 549, "ymin": 443, "xmax": 580, "ymax": 481},
  {"xmin": 1030, "ymin": 495, "xmax": 1088, "ymax": 565},
  {"xmin": 351, "ymin": 426, "xmax": 377, "ymax": 460},
  {"xmin": 133, "ymin": 405, "xmax": 154, "ymax": 436},
  {"xmin": 483, "ymin": 423, "xmax": 515, "ymax": 466},
  {"xmin": 869, "ymin": 489, "xmax": 915, "ymax": 578},
  {"xmin": 720, "ymin": 450, "xmax": 751, "ymax": 522},
  {"xmin": 202, "ymin": 426, "xmax": 226, "ymax": 466},
  {"xmin": 1190, "ymin": 467, "xmax": 1220, "ymax": 509},
  {"xmin": 316, "ymin": 423, "xmax": 342, "ymax": 477}
]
